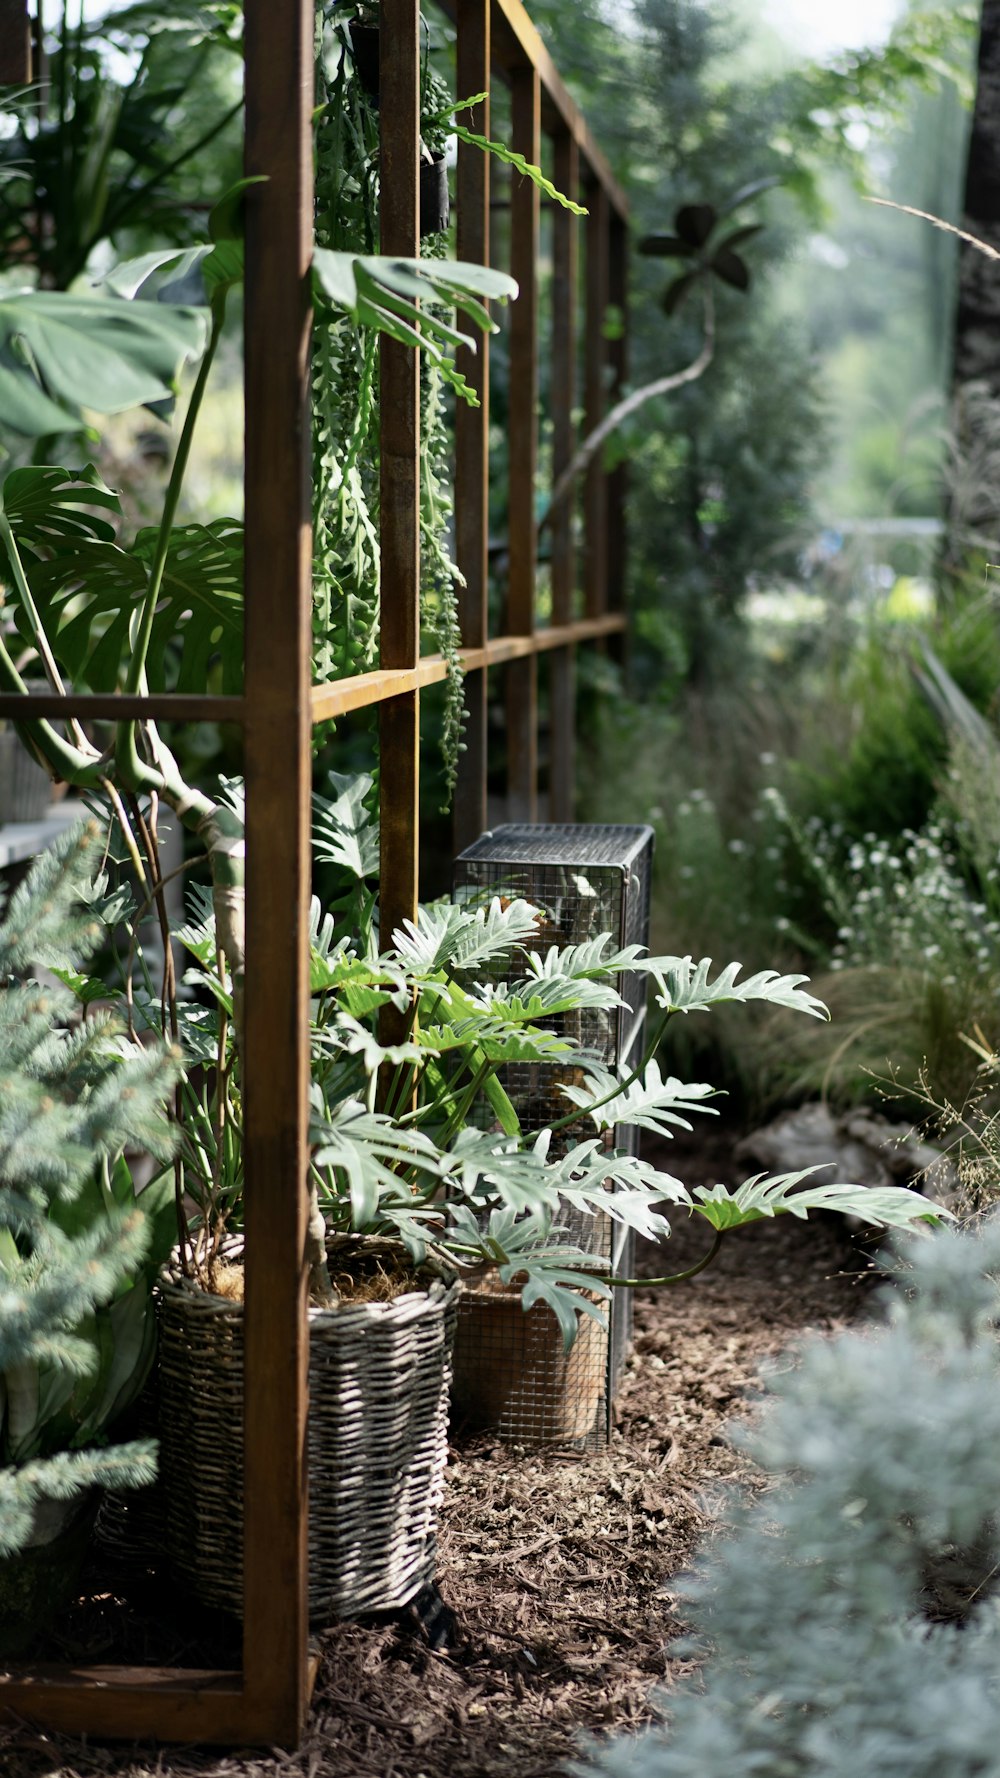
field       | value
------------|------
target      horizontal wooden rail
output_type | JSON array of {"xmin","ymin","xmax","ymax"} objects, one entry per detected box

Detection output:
[
  {"xmin": 0, "ymin": 1671, "xmax": 246, "ymax": 1743},
  {"xmin": 435, "ymin": 0, "xmax": 627, "ymax": 219},
  {"xmin": 0, "ymin": 694, "xmax": 246, "ymax": 722},
  {"xmin": 0, "ymin": 1655, "xmax": 320, "ymax": 1743},
  {"xmin": 309, "ymin": 615, "xmax": 626, "ymax": 722}
]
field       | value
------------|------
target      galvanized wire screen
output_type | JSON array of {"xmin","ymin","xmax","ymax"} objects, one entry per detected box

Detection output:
[{"xmin": 451, "ymin": 824, "xmax": 654, "ymax": 1448}]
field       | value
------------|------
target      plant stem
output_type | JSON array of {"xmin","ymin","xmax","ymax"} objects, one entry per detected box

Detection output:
[
  {"xmin": 603, "ymin": 1227, "xmax": 724, "ymax": 1289},
  {"xmin": 116, "ymin": 308, "xmax": 223, "ymax": 783},
  {"xmin": 542, "ymin": 1004, "xmax": 675, "ymax": 1141}
]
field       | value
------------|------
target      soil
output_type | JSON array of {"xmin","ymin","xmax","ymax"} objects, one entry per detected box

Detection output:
[{"xmin": 1, "ymin": 1123, "xmax": 881, "ymax": 1778}]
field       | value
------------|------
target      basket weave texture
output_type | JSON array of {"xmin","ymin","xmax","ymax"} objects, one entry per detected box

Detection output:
[{"xmin": 158, "ymin": 1239, "xmax": 458, "ymax": 1621}]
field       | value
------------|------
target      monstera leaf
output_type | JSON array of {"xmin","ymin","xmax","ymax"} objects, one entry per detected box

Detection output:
[
  {"xmin": 1, "ymin": 466, "xmax": 243, "ymax": 693},
  {"xmin": 0, "ymin": 289, "xmax": 208, "ymax": 436},
  {"xmin": 1, "ymin": 462, "xmax": 121, "ymax": 549}
]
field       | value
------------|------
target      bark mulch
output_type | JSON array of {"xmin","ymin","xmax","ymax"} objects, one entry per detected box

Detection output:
[{"xmin": 1, "ymin": 1126, "xmax": 879, "ymax": 1778}]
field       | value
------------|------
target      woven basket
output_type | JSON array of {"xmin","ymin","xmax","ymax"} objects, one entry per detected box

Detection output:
[
  {"xmin": 157, "ymin": 1237, "xmax": 458, "ymax": 1622},
  {"xmin": 94, "ymin": 1385, "xmax": 165, "ymax": 1567}
]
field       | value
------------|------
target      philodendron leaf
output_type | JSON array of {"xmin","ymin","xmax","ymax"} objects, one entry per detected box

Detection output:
[
  {"xmin": 513, "ymin": 1263, "xmax": 611, "ymax": 1352},
  {"xmin": 0, "ymin": 288, "xmax": 208, "ymax": 435},
  {"xmin": 559, "ymin": 1058, "xmax": 719, "ymax": 1137},
  {"xmin": 312, "ymin": 770, "xmax": 379, "ymax": 881},
  {"xmin": 390, "ymin": 897, "xmax": 540, "ymax": 976},
  {"xmin": 648, "ymin": 956, "xmax": 829, "ymax": 1020},
  {"xmin": 691, "ymin": 1169, "xmax": 953, "ymax": 1232},
  {"xmin": 478, "ymin": 975, "xmax": 624, "ymax": 1017},
  {"xmin": 310, "ymin": 1097, "xmax": 443, "ymax": 1230},
  {"xmin": 522, "ymin": 934, "xmax": 649, "ymax": 982}
]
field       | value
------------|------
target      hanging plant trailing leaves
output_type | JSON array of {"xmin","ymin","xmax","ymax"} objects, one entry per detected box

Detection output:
[
  {"xmin": 311, "ymin": 17, "xmax": 576, "ymax": 804},
  {"xmin": 310, "ymin": 18, "xmax": 470, "ymax": 798},
  {"xmin": 313, "ymin": 10, "xmax": 382, "ymax": 690},
  {"xmin": 418, "ymin": 62, "xmax": 465, "ymax": 805}
]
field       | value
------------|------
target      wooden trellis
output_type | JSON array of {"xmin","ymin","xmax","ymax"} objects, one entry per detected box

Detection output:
[{"xmin": 0, "ymin": 0, "xmax": 627, "ymax": 1747}]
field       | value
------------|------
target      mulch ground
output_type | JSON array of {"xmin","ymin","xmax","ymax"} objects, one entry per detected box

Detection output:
[{"xmin": 2, "ymin": 1124, "xmax": 880, "ymax": 1778}]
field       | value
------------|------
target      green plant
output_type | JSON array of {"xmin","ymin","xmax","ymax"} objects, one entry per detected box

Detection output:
[
  {"xmin": 80, "ymin": 772, "xmax": 943, "ymax": 1344},
  {"xmin": 0, "ymin": 822, "xmax": 177, "ymax": 1555},
  {"xmin": 0, "ymin": 194, "xmax": 514, "ymax": 1089},
  {"xmin": 573, "ymin": 1219, "xmax": 1000, "ymax": 1778},
  {"xmin": 0, "ymin": 1, "xmax": 242, "ymax": 293}
]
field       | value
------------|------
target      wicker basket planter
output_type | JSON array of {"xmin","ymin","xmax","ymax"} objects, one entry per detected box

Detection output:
[{"xmin": 157, "ymin": 1238, "xmax": 458, "ymax": 1621}]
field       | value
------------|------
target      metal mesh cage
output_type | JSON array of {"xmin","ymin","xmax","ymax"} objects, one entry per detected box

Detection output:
[{"xmin": 451, "ymin": 823, "xmax": 654, "ymax": 1449}]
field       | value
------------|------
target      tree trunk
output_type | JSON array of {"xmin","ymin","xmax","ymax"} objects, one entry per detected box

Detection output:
[
  {"xmin": 948, "ymin": 0, "xmax": 1000, "ymax": 559},
  {"xmin": 954, "ymin": 0, "xmax": 1000, "ymax": 393}
]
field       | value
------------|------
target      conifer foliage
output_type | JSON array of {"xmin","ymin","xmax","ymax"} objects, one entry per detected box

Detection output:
[
  {"xmin": 577, "ymin": 1221, "xmax": 1000, "ymax": 1778},
  {"xmin": 0, "ymin": 822, "xmax": 177, "ymax": 1555}
]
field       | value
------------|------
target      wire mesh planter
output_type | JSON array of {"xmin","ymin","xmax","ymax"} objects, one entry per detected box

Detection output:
[
  {"xmin": 157, "ymin": 1237, "xmax": 458, "ymax": 1621},
  {"xmin": 451, "ymin": 824, "xmax": 654, "ymax": 1449},
  {"xmin": 0, "ymin": 728, "xmax": 51, "ymax": 824}
]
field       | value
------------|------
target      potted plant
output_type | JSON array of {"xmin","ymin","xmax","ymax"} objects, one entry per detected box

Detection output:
[
  {"xmin": 66, "ymin": 773, "xmax": 945, "ymax": 1621},
  {"xmin": 0, "ymin": 822, "xmax": 177, "ymax": 1656}
]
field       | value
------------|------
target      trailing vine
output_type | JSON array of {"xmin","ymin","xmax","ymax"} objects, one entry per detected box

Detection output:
[
  {"xmin": 309, "ymin": 12, "xmax": 585, "ymax": 801},
  {"xmin": 419, "ymin": 57, "xmax": 468, "ymax": 805},
  {"xmin": 312, "ymin": 8, "xmax": 381, "ymax": 690}
]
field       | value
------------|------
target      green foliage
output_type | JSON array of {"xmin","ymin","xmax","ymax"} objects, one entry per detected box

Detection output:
[
  {"xmin": 0, "ymin": 823, "xmax": 177, "ymax": 1555},
  {"xmin": 574, "ymin": 1220, "xmax": 1000, "ymax": 1778},
  {"xmin": 0, "ymin": 289, "xmax": 208, "ymax": 438},
  {"xmin": 2, "ymin": 466, "xmax": 243, "ymax": 693},
  {"xmin": 0, "ymin": 1, "xmax": 242, "ymax": 292},
  {"xmin": 97, "ymin": 774, "xmax": 942, "ymax": 1345},
  {"xmin": 788, "ymin": 600, "xmax": 1000, "ymax": 846}
]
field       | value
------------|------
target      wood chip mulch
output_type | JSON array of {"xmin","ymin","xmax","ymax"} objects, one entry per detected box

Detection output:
[{"xmin": 2, "ymin": 1126, "xmax": 878, "ymax": 1778}]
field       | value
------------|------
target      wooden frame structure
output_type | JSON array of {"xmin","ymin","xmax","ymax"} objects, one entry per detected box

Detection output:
[{"xmin": 0, "ymin": 0, "xmax": 626, "ymax": 1747}]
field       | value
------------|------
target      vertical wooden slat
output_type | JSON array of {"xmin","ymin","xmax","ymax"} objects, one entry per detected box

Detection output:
[
  {"xmin": 606, "ymin": 209, "xmax": 628, "ymax": 661},
  {"xmin": 453, "ymin": 0, "xmax": 491, "ymax": 852},
  {"xmin": 549, "ymin": 129, "xmax": 579, "ymax": 822},
  {"xmin": 379, "ymin": 0, "xmax": 421, "ymax": 941},
  {"xmin": 0, "ymin": 0, "xmax": 30, "ymax": 84},
  {"xmin": 242, "ymin": 0, "xmax": 314, "ymax": 1744},
  {"xmin": 584, "ymin": 176, "xmax": 610, "ymax": 622},
  {"xmin": 506, "ymin": 60, "xmax": 540, "ymax": 823}
]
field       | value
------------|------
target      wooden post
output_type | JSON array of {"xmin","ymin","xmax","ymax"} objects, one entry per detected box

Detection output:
[
  {"xmin": 241, "ymin": 0, "xmax": 314, "ymax": 1744},
  {"xmin": 607, "ymin": 208, "xmax": 628, "ymax": 663},
  {"xmin": 584, "ymin": 177, "xmax": 610, "ymax": 623},
  {"xmin": 379, "ymin": 0, "xmax": 421, "ymax": 941},
  {"xmin": 453, "ymin": 0, "xmax": 491, "ymax": 852},
  {"xmin": 549, "ymin": 129, "xmax": 579, "ymax": 822},
  {"xmin": 0, "ymin": 0, "xmax": 30, "ymax": 84},
  {"xmin": 506, "ymin": 60, "xmax": 540, "ymax": 823}
]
